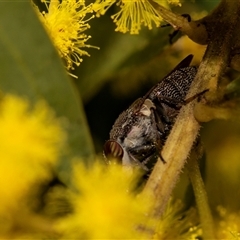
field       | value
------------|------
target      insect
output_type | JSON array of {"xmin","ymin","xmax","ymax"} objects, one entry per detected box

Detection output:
[{"xmin": 104, "ymin": 55, "xmax": 198, "ymax": 172}]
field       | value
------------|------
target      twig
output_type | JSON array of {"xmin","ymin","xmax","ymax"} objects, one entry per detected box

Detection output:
[
  {"xmin": 142, "ymin": 0, "xmax": 240, "ymax": 217},
  {"xmin": 187, "ymin": 149, "xmax": 215, "ymax": 239}
]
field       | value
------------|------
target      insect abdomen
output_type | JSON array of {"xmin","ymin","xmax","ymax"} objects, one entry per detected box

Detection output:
[{"xmin": 148, "ymin": 66, "xmax": 197, "ymax": 102}]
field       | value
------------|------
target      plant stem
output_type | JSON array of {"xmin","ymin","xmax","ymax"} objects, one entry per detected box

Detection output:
[
  {"xmin": 142, "ymin": 0, "xmax": 240, "ymax": 217},
  {"xmin": 187, "ymin": 150, "xmax": 215, "ymax": 239},
  {"xmin": 149, "ymin": 0, "xmax": 208, "ymax": 45}
]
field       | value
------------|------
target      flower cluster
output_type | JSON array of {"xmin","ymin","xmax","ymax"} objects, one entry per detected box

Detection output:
[
  {"xmin": 55, "ymin": 161, "xmax": 153, "ymax": 239},
  {"xmin": 55, "ymin": 161, "xmax": 200, "ymax": 239},
  {"xmin": 2, "ymin": 1, "xmax": 239, "ymax": 238},
  {"xmin": 0, "ymin": 93, "xmax": 201, "ymax": 238},
  {"xmin": 0, "ymin": 94, "xmax": 65, "ymax": 236},
  {"xmin": 33, "ymin": 0, "xmax": 182, "ymax": 73},
  {"xmin": 34, "ymin": 0, "xmax": 95, "ymax": 70},
  {"xmin": 0, "ymin": 94, "xmax": 238, "ymax": 238},
  {"xmin": 93, "ymin": 0, "xmax": 181, "ymax": 34}
]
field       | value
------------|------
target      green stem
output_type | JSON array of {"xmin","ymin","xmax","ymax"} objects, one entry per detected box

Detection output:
[{"xmin": 187, "ymin": 151, "xmax": 215, "ymax": 239}]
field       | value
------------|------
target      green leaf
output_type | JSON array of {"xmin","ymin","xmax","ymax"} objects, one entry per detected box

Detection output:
[{"xmin": 0, "ymin": 2, "xmax": 95, "ymax": 162}]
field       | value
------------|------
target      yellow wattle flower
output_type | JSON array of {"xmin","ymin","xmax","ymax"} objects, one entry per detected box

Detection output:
[
  {"xmin": 93, "ymin": 0, "xmax": 181, "ymax": 34},
  {"xmin": 56, "ymin": 161, "xmax": 154, "ymax": 239},
  {"xmin": 112, "ymin": 0, "xmax": 164, "ymax": 34},
  {"xmin": 34, "ymin": 0, "xmax": 96, "ymax": 70},
  {"xmin": 55, "ymin": 161, "xmax": 200, "ymax": 239},
  {"xmin": 0, "ymin": 94, "xmax": 65, "ymax": 215},
  {"xmin": 92, "ymin": 0, "xmax": 116, "ymax": 17}
]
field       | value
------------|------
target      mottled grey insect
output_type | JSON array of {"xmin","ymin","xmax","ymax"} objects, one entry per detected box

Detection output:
[{"xmin": 104, "ymin": 55, "xmax": 198, "ymax": 172}]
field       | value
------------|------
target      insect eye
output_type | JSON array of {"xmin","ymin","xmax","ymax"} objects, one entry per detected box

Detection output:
[{"xmin": 103, "ymin": 140, "xmax": 123, "ymax": 160}]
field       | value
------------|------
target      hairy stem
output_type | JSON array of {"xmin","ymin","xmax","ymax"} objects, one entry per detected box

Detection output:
[{"xmin": 142, "ymin": 0, "xmax": 240, "ymax": 216}]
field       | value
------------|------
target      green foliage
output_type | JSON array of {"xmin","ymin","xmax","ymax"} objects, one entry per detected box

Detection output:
[{"xmin": 0, "ymin": 2, "xmax": 95, "ymax": 164}]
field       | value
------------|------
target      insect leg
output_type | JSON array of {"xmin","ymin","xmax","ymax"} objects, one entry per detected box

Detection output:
[
  {"xmin": 161, "ymin": 14, "xmax": 192, "ymax": 44},
  {"xmin": 184, "ymin": 89, "xmax": 209, "ymax": 105},
  {"xmin": 128, "ymin": 152, "xmax": 151, "ymax": 171},
  {"xmin": 155, "ymin": 89, "xmax": 209, "ymax": 110},
  {"xmin": 150, "ymin": 107, "xmax": 167, "ymax": 164}
]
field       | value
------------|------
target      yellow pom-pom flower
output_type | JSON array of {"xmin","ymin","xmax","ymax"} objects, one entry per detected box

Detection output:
[
  {"xmin": 92, "ymin": 0, "xmax": 181, "ymax": 34},
  {"xmin": 0, "ymin": 94, "xmax": 65, "ymax": 215},
  {"xmin": 55, "ymin": 161, "xmax": 200, "ymax": 239},
  {"xmin": 56, "ymin": 161, "xmax": 154, "ymax": 239},
  {"xmin": 34, "ymin": 0, "xmax": 96, "ymax": 70}
]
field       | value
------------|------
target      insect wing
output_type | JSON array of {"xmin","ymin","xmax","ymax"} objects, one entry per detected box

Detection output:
[
  {"xmin": 169, "ymin": 54, "xmax": 193, "ymax": 72},
  {"xmin": 103, "ymin": 55, "xmax": 198, "ymax": 172}
]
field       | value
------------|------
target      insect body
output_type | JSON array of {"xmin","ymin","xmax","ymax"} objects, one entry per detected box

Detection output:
[{"xmin": 104, "ymin": 55, "xmax": 198, "ymax": 172}]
